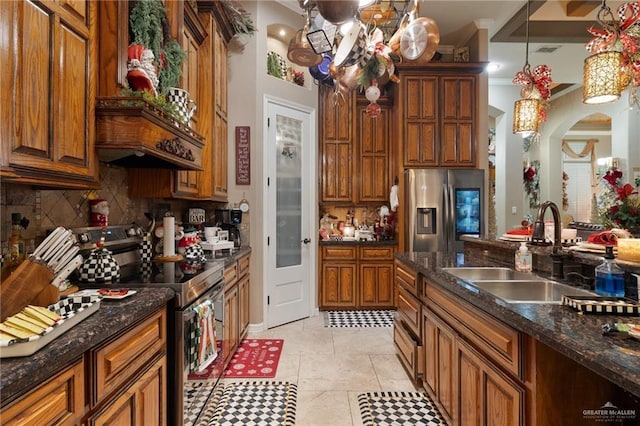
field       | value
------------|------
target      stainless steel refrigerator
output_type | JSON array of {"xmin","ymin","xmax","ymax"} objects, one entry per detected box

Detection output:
[{"xmin": 405, "ymin": 168, "xmax": 485, "ymax": 253}]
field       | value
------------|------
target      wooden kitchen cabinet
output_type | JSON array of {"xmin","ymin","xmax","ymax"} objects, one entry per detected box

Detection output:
[
  {"xmin": 359, "ymin": 246, "xmax": 395, "ymax": 307},
  {"xmin": 127, "ymin": 4, "xmax": 230, "ymax": 201},
  {"xmin": 237, "ymin": 254, "xmax": 251, "ymax": 340},
  {"xmin": 90, "ymin": 356, "xmax": 167, "ymax": 426},
  {"xmin": 0, "ymin": 359, "xmax": 85, "ymax": 425},
  {"xmin": 224, "ymin": 283, "xmax": 239, "ymax": 363},
  {"xmin": 393, "ymin": 259, "xmax": 423, "ymax": 382},
  {"xmin": 319, "ymin": 85, "xmax": 354, "ymax": 202},
  {"xmin": 223, "ymin": 252, "xmax": 250, "ymax": 364},
  {"xmin": 0, "ymin": 0, "xmax": 98, "ymax": 188},
  {"xmin": 356, "ymin": 100, "xmax": 393, "ymax": 202},
  {"xmin": 320, "ymin": 246, "xmax": 357, "ymax": 307},
  {"xmin": 397, "ymin": 64, "xmax": 483, "ymax": 168},
  {"xmin": 457, "ymin": 338, "xmax": 523, "ymax": 426},
  {"xmin": 319, "ymin": 245, "xmax": 395, "ymax": 309}
]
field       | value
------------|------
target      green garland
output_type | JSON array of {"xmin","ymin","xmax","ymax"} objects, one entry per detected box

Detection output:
[{"xmin": 129, "ymin": 0, "xmax": 186, "ymax": 94}]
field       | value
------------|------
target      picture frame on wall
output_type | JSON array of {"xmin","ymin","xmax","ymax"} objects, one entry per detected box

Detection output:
[{"xmin": 453, "ymin": 46, "xmax": 470, "ymax": 62}]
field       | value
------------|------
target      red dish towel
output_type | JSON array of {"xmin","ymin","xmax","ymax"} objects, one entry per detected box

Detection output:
[{"xmin": 506, "ymin": 228, "xmax": 532, "ymax": 236}]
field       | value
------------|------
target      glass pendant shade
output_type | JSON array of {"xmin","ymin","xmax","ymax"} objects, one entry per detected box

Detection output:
[
  {"xmin": 583, "ymin": 51, "xmax": 625, "ymax": 104},
  {"xmin": 513, "ymin": 98, "xmax": 542, "ymax": 135}
]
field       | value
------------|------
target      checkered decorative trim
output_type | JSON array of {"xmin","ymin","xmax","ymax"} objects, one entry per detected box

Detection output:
[
  {"xmin": 184, "ymin": 243, "xmax": 205, "ymax": 261},
  {"xmin": 184, "ymin": 381, "xmax": 219, "ymax": 426},
  {"xmin": 358, "ymin": 391, "xmax": 446, "ymax": 426},
  {"xmin": 267, "ymin": 51, "xmax": 288, "ymax": 78},
  {"xmin": 139, "ymin": 240, "xmax": 153, "ymax": 262},
  {"xmin": 200, "ymin": 381, "xmax": 297, "ymax": 426},
  {"xmin": 79, "ymin": 248, "xmax": 120, "ymax": 282},
  {"xmin": 325, "ymin": 310, "xmax": 396, "ymax": 328}
]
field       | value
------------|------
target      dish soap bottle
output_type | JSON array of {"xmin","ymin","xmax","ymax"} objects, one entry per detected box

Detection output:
[
  {"xmin": 595, "ymin": 246, "xmax": 625, "ymax": 297},
  {"xmin": 515, "ymin": 242, "xmax": 532, "ymax": 272}
]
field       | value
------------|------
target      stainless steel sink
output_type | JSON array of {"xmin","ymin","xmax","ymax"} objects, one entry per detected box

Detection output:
[
  {"xmin": 468, "ymin": 280, "xmax": 595, "ymax": 304},
  {"xmin": 442, "ymin": 267, "xmax": 596, "ymax": 303},
  {"xmin": 442, "ymin": 267, "xmax": 536, "ymax": 281}
]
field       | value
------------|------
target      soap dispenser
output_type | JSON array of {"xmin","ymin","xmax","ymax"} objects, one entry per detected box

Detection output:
[
  {"xmin": 595, "ymin": 246, "xmax": 625, "ymax": 297},
  {"xmin": 515, "ymin": 242, "xmax": 532, "ymax": 272}
]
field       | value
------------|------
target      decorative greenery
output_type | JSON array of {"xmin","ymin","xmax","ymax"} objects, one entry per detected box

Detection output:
[
  {"xmin": 222, "ymin": 0, "xmax": 256, "ymax": 35},
  {"xmin": 523, "ymin": 161, "xmax": 540, "ymax": 209},
  {"xmin": 117, "ymin": 87, "xmax": 179, "ymax": 117},
  {"xmin": 599, "ymin": 167, "xmax": 640, "ymax": 230},
  {"xmin": 129, "ymin": 0, "xmax": 187, "ymax": 94},
  {"xmin": 267, "ymin": 52, "xmax": 282, "ymax": 79}
]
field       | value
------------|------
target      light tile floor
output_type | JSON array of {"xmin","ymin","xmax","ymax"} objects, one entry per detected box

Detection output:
[{"xmin": 221, "ymin": 313, "xmax": 420, "ymax": 426}]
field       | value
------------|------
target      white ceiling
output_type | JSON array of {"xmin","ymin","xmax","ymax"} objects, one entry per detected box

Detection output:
[{"xmin": 276, "ymin": 0, "xmax": 627, "ymax": 91}]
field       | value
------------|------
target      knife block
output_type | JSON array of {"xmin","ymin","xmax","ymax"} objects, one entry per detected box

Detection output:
[{"xmin": 0, "ymin": 260, "xmax": 56, "ymax": 322}]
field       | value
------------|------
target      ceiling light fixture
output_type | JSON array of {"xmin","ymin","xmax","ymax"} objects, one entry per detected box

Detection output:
[
  {"xmin": 512, "ymin": 0, "xmax": 553, "ymax": 136},
  {"xmin": 582, "ymin": 1, "xmax": 640, "ymax": 105}
]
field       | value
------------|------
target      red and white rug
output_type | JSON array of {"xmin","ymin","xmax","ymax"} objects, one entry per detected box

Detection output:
[{"xmin": 224, "ymin": 338, "xmax": 284, "ymax": 379}]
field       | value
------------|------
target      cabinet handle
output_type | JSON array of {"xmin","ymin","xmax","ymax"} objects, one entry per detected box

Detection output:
[{"xmin": 301, "ymin": 238, "xmax": 311, "ymax": 244}]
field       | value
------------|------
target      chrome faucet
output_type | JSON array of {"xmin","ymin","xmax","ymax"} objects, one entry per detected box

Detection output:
[{"xmin": 530, "ymin": 201, "xmax": 565, "ymax": 278}]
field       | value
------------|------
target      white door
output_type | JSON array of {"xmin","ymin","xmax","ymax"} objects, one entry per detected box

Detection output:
[{"xmin": 265, "ymin": 99, "xmax": 315, "ymax": 328}]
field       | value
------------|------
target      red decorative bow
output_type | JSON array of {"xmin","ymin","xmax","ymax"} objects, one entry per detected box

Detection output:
[
  {"xmin": 585, "ymin": 26, "xmax": 618, "ymax": 53},
  {"xmin": 512, "ymin": 65, "xmax": 553, "ymax": 100},
  {"xmin": 617, "ymin": 1, "xmax": 640, "ymax": 31}
]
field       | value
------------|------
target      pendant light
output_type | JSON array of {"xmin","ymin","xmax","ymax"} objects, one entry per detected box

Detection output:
[
  {"xmin": 512, "ymin": 0, "xmax": 544, "ymax": 135},
  {"xmin": 582, "ymin": 1, "xmax": 626, "ymax": 104}
]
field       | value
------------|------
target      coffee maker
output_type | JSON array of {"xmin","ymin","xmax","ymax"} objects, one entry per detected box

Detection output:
[{"xmin": 215, "ymin": 209, "xmax": 242, "ymax": 248}]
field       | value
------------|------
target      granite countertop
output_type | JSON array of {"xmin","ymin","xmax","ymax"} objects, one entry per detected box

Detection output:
[
  {"xmin": 395, "ymin": 251, "xmax": 640, "ymax": 398},
  {"xmin": 0, "ymin": 287, "xmax": 174, "ymax": 407}
]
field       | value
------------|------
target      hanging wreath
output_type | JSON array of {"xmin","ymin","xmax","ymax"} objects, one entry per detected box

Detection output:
[
  {"xmin": 562, "ymin": 171, "xmax": 570, "ymax": 211},
  {"xmin": 523, "ymin": 161, "xmax": 541, "ymax": 209}
]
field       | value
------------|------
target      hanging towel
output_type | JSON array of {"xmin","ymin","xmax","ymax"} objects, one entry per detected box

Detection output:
[{"xmin": 390, "ymin": 184, "xmax": 399, "ymax": 212}]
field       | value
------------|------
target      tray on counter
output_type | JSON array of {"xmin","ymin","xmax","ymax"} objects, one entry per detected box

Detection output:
[
  {"xmin": 562, "ymin": 295, "xmax": 640, "ymax": 315},
  {"xmin": 0, "ymin": 295, "xmax": 101, "ymax": 357}
]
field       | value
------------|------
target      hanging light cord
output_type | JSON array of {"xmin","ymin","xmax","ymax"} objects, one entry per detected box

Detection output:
[{"xmin": 522, "ymin": 0, "xmax": 531, "ymax": 76}]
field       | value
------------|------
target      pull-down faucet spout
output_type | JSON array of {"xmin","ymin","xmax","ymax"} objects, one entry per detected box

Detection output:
[{"xmin": 530, "ymin": 201, "xmax": 565, "ymax": 278}]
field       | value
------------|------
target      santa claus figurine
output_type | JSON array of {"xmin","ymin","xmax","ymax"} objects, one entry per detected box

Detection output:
[
  {"xmin": 178, "ymin": 226, "xmax": 205, "ymax": 260},
  {"xmin": 126, "ymin": 44, "xmax": 159, "ymax": 97}
]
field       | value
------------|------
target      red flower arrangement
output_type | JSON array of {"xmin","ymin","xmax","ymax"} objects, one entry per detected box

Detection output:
[
  {"xmin": 601, "ymin": 168, "xmax": 640, "ymax": 230},
  {"xmin": 523, "ymin": 161, "xmax": 540, "ymax": 208}
]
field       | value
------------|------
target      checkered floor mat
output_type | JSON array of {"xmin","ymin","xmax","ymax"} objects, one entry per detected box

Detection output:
[
  {"xmin": 358, "ymin": 391, "xmax": 446, "ymax": 425},
  {"xmin": 200, "ymin": 381, "xmax": 297, "ymax": 426},
  {"xmin": 184, "ymin": 381, "xmax": 219, "ymax": 426},
  {"xmin": 325, "ymin": 310, "xmax": 396, "ymax": 327}
]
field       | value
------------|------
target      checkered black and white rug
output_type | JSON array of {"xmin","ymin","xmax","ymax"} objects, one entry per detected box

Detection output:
[
  {"xmin": 358, "ymin": 391, "xmax": 446, "ymax": 425},
  {"xmin": 325, "ymin": 310, "xmax": 396, "ymax": 328},
  {"xmin": 184, "ymin": 381, "xmax": 218, "ymax": 426},
  {"xmin": 200, "ymin": 381, "xmax": 297, "ymax": 426}
]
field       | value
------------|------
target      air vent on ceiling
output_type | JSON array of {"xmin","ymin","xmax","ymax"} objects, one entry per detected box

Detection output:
[{"xmin": 536, "ymin": 46, "xmax": 560, "ymax": 53}]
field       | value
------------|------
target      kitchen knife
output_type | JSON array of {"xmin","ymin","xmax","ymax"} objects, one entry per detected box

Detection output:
[
  {"xmin": 31, "ymin": 227, "xmax": 66, "ymax": 260},
  {"xmin": 50, "ymin": 254, "xmax": 84, "ymax": 290},
  {"xmin": 52, "ymin": 245, "xmax": 79, "ymax": 274},
  {"xmin": 45, "ymin": 238, "xmax": 74, "ymax": 269},
  {"xmin": 40, "ymin": 230, "xmax": 72, "ymax": 262}
]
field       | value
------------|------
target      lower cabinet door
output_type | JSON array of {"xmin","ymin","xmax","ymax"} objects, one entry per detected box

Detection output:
[
  {"xmin": 90, "ymin": 356, "xmax": 166, "ymax": 426},
  {"xmin": 393, "ymin": 318, "xmax": 422, "ymax": 383},
  {"xmin": 1, "ymin": 359, "xmax": 85, "ymax": 425},
  {"xmin": 458, "ymin": 339, "xmax": 524, "ymax": 426}
]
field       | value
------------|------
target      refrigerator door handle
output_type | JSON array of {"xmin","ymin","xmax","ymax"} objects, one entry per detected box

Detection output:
[
  {"xmin": 443, "ymin": 183, "xmax": 450, "ymax": 250},
  {"xmin": 447, "ymin": 184, "xmax": 455, "ymax": 252}
]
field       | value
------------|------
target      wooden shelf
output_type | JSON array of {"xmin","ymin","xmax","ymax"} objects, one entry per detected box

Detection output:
[{"xmin": 95, "ymin": 97, "xmax": 205, "ymax": 170}]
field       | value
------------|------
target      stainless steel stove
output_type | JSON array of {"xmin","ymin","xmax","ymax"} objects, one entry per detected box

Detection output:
[{"xmin": 72, "ymin": 225, "xmax": 226, "ymax": 425}]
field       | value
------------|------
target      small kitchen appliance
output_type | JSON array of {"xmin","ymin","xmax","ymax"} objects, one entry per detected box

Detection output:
[{"xmin": 215, "ymin": 209, "xmax": 242, "ymax": 248}]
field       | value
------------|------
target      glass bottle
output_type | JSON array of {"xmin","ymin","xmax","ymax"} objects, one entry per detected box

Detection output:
[
  {"xmin": 8, "ymin": 213, "xmax": 26, "ymax": 266},
  {"xmin": 595, "ymin": 246, "xmax": 625, "ymax": 297}
]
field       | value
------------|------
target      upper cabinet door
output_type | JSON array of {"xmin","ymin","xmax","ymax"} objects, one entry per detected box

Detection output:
[
  {"xmin": 357, "ymin": 104, "xmax": 391, "ymax": 202},
  {"xmin": 320, "ymin": 86, "xmax": 354, "ymax": 202},
  {"xmin": 1, "ymin": 0, "xmax": 98, "ymax": 188},
  {"xmin": 441, "ymin": 76, "xmax": 476, "ymax": 167},
  {"xmin": 403, "ymin": 76, "xmax": 438, "ymax": 167}
]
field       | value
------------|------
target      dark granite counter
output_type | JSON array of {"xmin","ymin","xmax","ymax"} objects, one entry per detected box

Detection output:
[
  {"xmin": 0, "ymin": 287, "xmax": 174, "ymax": 406},
  {"xmin": 395, "ymin": 250, "xmax": 640, "ymax": 398},
  {"xmin": 319, "ymin": 239, "xmax": 397, "ymax": 246},
  {"xmin": 217, "ymin": 246, "xmax": 252, "ymax": 268}
]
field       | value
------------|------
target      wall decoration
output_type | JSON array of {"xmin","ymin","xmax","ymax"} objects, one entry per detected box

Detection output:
[
  {"xmin": 523, "ymin": 161, "xmax": 540, "ymax": 209},
  {"xmin": 235, "ymin": 126, "xmax": 250, "ymax": 185},
  {"xmin": 453, "ymin": 46, "xmax": 469, "ymax": 62}
]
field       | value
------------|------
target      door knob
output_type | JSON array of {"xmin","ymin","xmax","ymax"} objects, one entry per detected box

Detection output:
[{"xmin": 301, "ymin": 238, "xmax": 311, "ymax": 244}]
